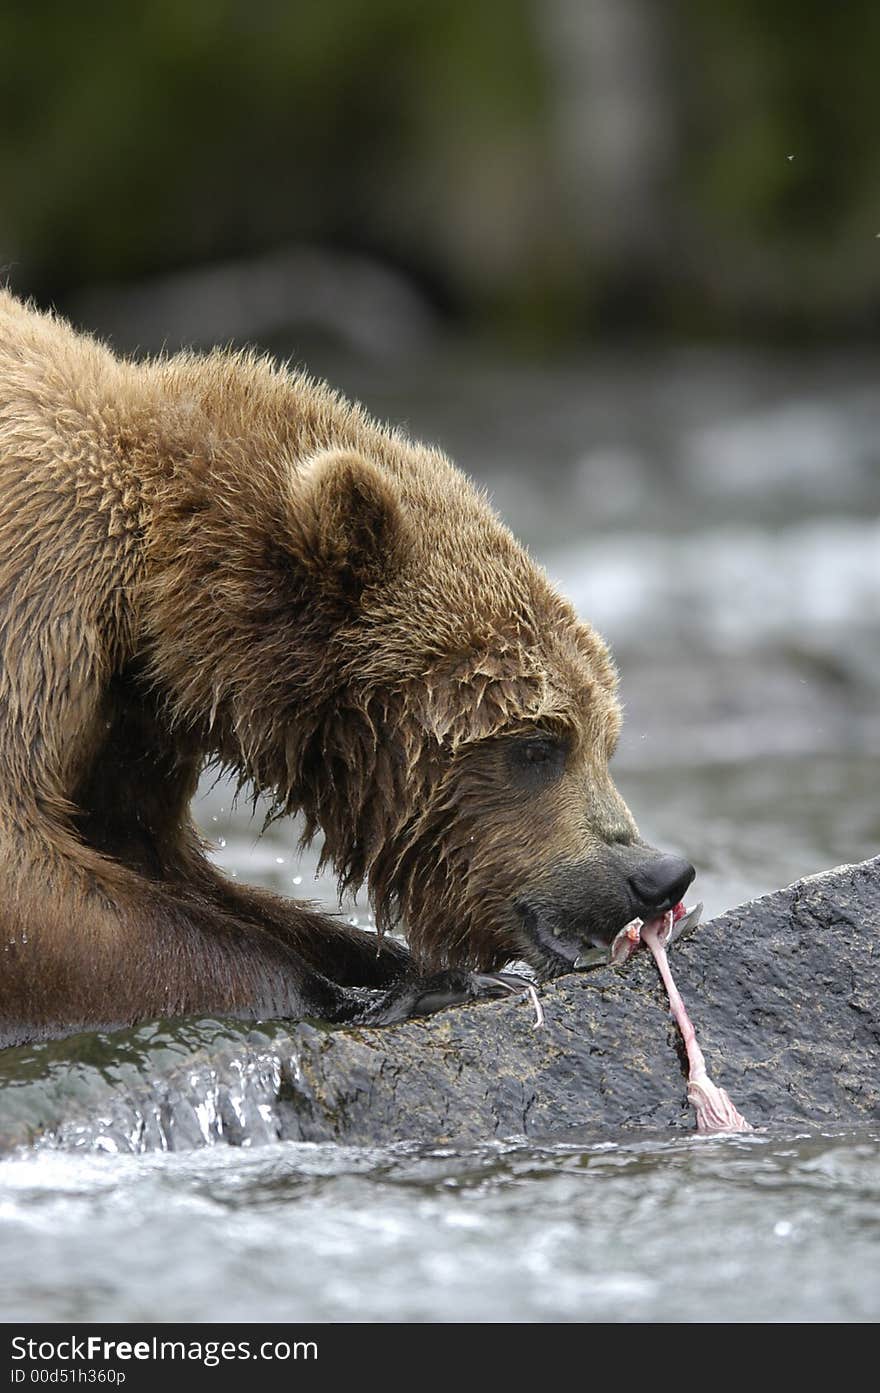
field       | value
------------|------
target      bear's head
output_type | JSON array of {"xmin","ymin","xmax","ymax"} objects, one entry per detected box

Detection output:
[{"xmin": 190, "ymin": 441, "xmax": 694, "ymax": 978}]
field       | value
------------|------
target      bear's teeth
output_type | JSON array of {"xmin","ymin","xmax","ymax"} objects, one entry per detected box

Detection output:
[
  {"xmin": 573, "ymin": 947, "xmax": 611, "ymax": 969},
  {"xmin": 574, "ymin": 902, "xmax": 703, "ymax": 972},
  {"xmin": 666, "ymin": 901, "xmax": 703, "ymax": 947},
  {"xmin": 570, "ymin": 947, "xmax": 612, "ymax": 969}
]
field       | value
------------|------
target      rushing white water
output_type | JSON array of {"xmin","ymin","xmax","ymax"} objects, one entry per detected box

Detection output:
[
  {"xmin": 552, "ymin": 518, "xmax": 880, "ymax": 655},
  {"xmin": 1, "ymin": 1130, "xmax": 878, "ymax": 1322}
]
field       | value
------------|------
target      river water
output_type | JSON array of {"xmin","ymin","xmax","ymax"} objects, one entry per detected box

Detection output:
[
  {"xmin": 2, "ymin": 1129, "xmax": 878, "ymax": 1322},
  {"xmin": 1, "ymin": 345, "xmax": 879, "ymax": 1321}
]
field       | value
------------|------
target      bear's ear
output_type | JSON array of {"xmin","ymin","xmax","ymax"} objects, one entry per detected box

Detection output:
[{"xmin": 290, "ymin": 448, "xmax": 406, "ymax": 600}]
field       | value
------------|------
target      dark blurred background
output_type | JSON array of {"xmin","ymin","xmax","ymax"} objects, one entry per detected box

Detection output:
[
  {"xmin": 2, "ymin": 0, "xmax": 879, "ymax": 917},
  {"xmin": 3, "ymin": 0, "xmax": 880, "ymax": 344}
]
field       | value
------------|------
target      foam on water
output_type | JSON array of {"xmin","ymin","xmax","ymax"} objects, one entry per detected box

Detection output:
[
  {"xmin": 552, "ymin": 516, "xmax": 880, "ymax": 653},
  {"xmin": 1, "ymin": 1130, "xmax": 878, "ymax": 1321}
]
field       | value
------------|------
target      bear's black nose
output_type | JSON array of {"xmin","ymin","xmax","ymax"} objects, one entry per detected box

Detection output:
[{"xmin": 628, "ymin": 854, "xmax": 695, "ymax": 914}]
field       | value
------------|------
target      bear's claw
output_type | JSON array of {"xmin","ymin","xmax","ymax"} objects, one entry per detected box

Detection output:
[
  {"xmin": 354, "ymin": 968, "xmax": 544, "ymax": 1027},
  {"xmin": 474, "ymin": 972, "xmax": 545, "ymax": 1028},
  {"xmin": 354, "ymin": 969, "xmax": 514, "ymax": 1026}
]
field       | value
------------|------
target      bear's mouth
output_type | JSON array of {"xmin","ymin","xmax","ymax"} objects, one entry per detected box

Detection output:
[
  {"xmin": 515, "ymin": 906, "xmax": 594, "ymax": 975},
  {"xmin": 576, "ymin": 899, "xmax": 703, "ymax": 968},
  {"xmin": 516, "ymin": 900, "xmax": 701, "ymax": 978}
]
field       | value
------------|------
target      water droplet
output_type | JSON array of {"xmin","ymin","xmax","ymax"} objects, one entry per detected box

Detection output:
[
  {"xmin": 211, "ymin": 816, "xmax": 218, "ymax": 823},
  {"xmin": 275, "ymin": 856, "xmax": 285, "ymax": 864},
  {"xmin": 292, "ymin": 875, "xmax": 303, "ymax": 886},
  {"xmin": 786, "ymin": 153, "xmax": 795, "ymax": 161},
  {"xmin": 218, "ymin": 837, "xmax": 226, "ymax": 848},
  {"xmin": 774, "ymin": 1220, "xmax": 793, "ymax": 1237}
]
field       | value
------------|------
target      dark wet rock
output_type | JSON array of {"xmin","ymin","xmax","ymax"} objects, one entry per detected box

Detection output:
[{"xmin": 1, "ymin": 857, "xmax": 878, "ymax": 1154}]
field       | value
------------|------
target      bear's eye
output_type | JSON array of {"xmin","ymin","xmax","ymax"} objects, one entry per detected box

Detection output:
[
  {"xmin": 508, "ymin": 734, "xmax": 568, "ymax": 784},
  {"xmin": 521, "ymin": 740, "xmax": 556, "ymax": 765}
]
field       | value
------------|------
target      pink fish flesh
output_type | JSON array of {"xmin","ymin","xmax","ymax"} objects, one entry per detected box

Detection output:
[{"xmin": 613, "ymin": 906, "xmax": 753, "ymax": 1135}]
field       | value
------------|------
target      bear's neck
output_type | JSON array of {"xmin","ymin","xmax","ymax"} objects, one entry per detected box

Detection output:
[{"xmin": 133, "ymin": 351, "xmax": 432, "ymax": 897}]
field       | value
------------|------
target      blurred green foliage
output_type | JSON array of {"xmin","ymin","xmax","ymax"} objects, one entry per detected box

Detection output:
[
  {"xmin": 679, "ymin": 0, "xmax": 880, "ymax": 332},
  {"xmin": 1, "ymin": 0, "xmax": 877, "ymax": 339},
  {"xmin": 0, "ymin": 1, "xmax": 548, "ymax": 293}
]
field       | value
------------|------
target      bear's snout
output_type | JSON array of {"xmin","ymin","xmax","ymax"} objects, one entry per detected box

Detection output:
[
  {"xmin": 627, "ymin": 853, "xmax": 695, "ymax": 917},
  {"xmin": 512, "ymin": 844, "xmax": 696, "ymax": 979}
]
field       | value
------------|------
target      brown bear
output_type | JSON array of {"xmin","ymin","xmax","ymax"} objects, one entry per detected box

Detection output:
[{"xmin": 0, "ymin": 290, "xmax": 694, "ymax": 1047}]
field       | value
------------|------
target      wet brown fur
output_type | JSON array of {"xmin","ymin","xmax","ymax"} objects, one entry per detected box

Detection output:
[{"xmin": 0, "ymin": 290, "xmax": 636, "ymax": 1046}]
